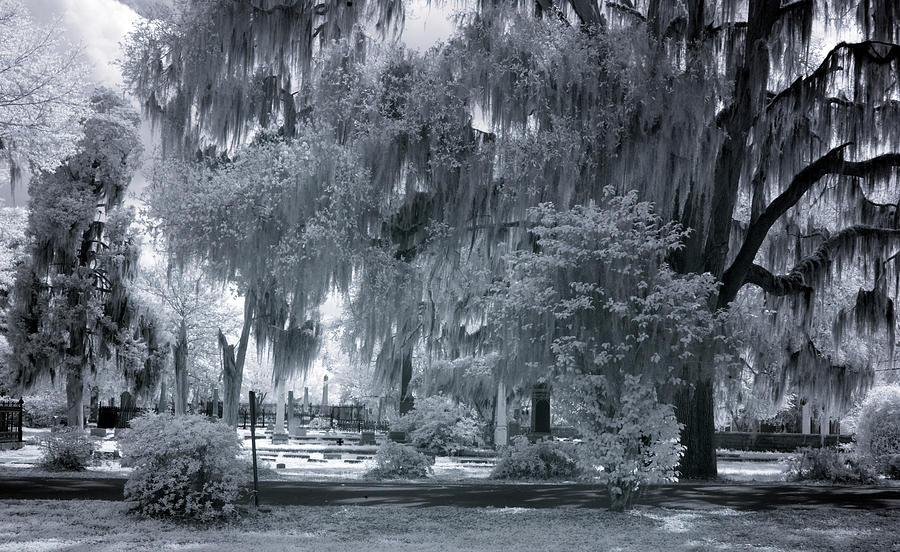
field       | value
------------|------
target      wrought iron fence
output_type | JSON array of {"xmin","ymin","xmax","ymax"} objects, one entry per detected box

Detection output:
[
  {"xmin": 97, "ymin": 406, "xmax": 146, "ymax": 429},
  {"xmin": 0, "ymin": 398, "xmax": 23, "ymax": 443},
  {"xmin": 238, "ymin": 403, "xmax": 390, "ymax": 432}
]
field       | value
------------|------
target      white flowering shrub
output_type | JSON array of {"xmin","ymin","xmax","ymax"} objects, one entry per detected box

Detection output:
[
  {"xmin": 491, "ymin": 435, "xmax": 582, "ymax": 480},
  {"xmin": 573, "ymin": 376, "xmax": 684, "ymax": 511},
  {"xmin": 365, "ymin": 440, "xmax": 434, "ymax": 479},
  {"xmin": 119, "ymin": 414, "xmax": 250, "ymax": 521},
  {"xmin": 854, "ymin": 385, "xmax": 900, "ymax": 476},
  {"xmin": 39, "ymin": 427, "xmax": 96, "ymax": 471},
  {"xmin": 392, "ymin": 395, "xmax": 482, "ymax": 455}
]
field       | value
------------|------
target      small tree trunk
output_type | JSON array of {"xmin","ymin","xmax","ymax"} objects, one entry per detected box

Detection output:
[
  {"xmin": 675, "ymin": 376, "xmax": 717, "ymax": 479},
  {"xmin": 65, "ymin": 368, "xmax": 84, "ymax": 428},
  {"xmin": 607, "ymin": 482, "xmax": 636, "ymax": 512},
  {"xmin": 157, "ymin": 373, "xmax": 167, "ymax": 413},
  {"xmin": 399, "ymin": 349, "xmax": 414, "ymax": 414},
  {"xmin": 174, "ymin": 319, "xmax": 188, "ymax": 415},
  {"xmin": 219, "ymin": 289, "xmax": 254, "ymax": 428}
]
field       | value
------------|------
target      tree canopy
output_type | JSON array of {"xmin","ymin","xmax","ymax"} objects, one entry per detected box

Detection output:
[
  {"xmin": 124, "ymin": 0, "xmax": 900, "ymax": 477},
  {"xmin": 0, "ymin": 0, "xmax": 91, "ymax": 203}
]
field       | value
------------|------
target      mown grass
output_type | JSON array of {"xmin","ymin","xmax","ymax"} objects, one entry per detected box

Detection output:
[{"xmin": 0, "ymin": 500, "xmax": 896, "ymax": 551}]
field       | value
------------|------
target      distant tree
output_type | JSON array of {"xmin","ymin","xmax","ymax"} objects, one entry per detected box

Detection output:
[
  {"xmin": 0, "ymin": 0, "xmax": 90, "ymax": 204},
  {"xmin": 8, "ymin": 89, "xmax": 165, "ymax": 427},
  {"xmin": 137, "ymin": 257, "xmax": 241, "ymax": 417},
  {"xmin": 0, "ymin": 207, "xmax": 26, "ymax": 394}
]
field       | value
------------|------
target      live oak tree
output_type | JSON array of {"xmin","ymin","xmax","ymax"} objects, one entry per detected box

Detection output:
[
  {"xmin": 8, "ymin": 89, "xmax": 166, "ymax": 427},
  {"xmin": 124, "ymin": 0, "xmax": 900, "ymax": 479},
  {"xmin": 0, "ymin": 0, "xmax": 90, "ymax": 204}
]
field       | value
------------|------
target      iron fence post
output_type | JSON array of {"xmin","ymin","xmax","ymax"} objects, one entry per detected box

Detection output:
[{"xmin": 17, "ymin": 397, "xmax": 23, "ymax": 443}]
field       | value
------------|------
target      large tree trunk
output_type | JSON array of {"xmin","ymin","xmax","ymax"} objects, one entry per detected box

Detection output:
[
  {"xmin": 671, "ymin": 0, "xmax": 783, "ymax": 480},
  {"xmin": 675, "ymin": 375, "xmax": 717, "ymax": 479},
  {"xmin": 65, "ymin": 368, "xmax": 84, "ymax": 428},
  {"xmin": 219, "ymin": 289, "xmax": 254, "ymax": 428}
]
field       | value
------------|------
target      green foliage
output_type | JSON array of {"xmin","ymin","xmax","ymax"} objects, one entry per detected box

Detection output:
[
  {"xmin": 491, "ymin": 195, "xmax": 715, "ymax": 508},
  {"xmin": 39, "ymin": 428, "xmax": 96, "ymax": 471},
  {"xmin": 491, "ymin": 436, "xmax": 582, "ymax": 481},
  {"xmin": 576, "ymin": 377, "xmax": 685, "ymax": 510},
  {"xmin": 787, "ymin": 447, "xmax": 876, "ymax": 484},
  {"xmin": 21, "ymin": 390, "xmax": 67, "ymax": 428},
  {"xmin": 119, "ymin": 414, "xmax": 250, "ymax": 521},
  {"xmin": 392, "ymin": 395, "xmax": 482, "ymax": 455},
  {"xmin": 854, "ymin": 385, "xmax": 900, "ymax": 475},
  {"xmin": 365, "ymin": 440, "xmax": 434, "ymax": 480}
]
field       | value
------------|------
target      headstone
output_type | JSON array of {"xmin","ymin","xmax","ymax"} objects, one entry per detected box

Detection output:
[
  {"xmin": 90, "ymin": 428, "xmax": 107, "ymax": 437},
  {"xmin": 531, "ymin": 383, "xmax": 551, "ymax": 435},
  {"xmin": 272, "ymin": 432, "xmax": 289, "ymax": 444},
  {"xmin": 303, "ymin": 387, "xmax": 309, "ymax": 415},
  {"xmin": 120, "ymin": 391, "xmax": 134, "ymax": 411},
  {"xmin": 388, "ymin": 431, "xmax": 407, "ymax": 443},
  {"xmin": 88, "ymin": 389, "xmax": 99, "ymax": 423},
  {"xmin": 291, "ymin": 425, "xmax": 307, "ymax": 437},
  {"xmin": 276, "ymin": 463, "xmax": 286, "ymax": 469},
  {"xmin": 359, "ymin": 431, "xmax": 376, "ymax": 445},
  {"xmin": 287, "ymin": 391, "xmax": 296, "ymax": 436},
  {"xmin": 321, "ymin": 375, "xmax": 329, "ymax": 412}
]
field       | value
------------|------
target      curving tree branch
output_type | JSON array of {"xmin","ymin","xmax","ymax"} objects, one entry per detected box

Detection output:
[
  {"xmin": 719, "ymin": 148, "xmax": 900, "ymax": 305},
  {"xmin": 744, "ymin": 226, "xmax": 900, "ymax": 296}
]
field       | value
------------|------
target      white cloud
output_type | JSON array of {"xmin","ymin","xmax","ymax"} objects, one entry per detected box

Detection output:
[
  {"xmin": 58, "ymin": 0, "xmax": 139, "ymax": 86},
  {"xmin": 26, "ymin": 0, "xmax": 139, "ymax": 87}
]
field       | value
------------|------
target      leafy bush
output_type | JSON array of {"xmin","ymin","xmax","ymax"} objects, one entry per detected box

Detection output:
[
  {"xmin": 39, "ymin": 427, "xmax": 96, "ymax": 471},
  {"xmin": 392, "ymin": 395, "xmax": 482, "ymax": 455},
  {"xmin": 574, "ymin": 377, "xmax": 685, "ymax": 511},
  {"xmin": 787, "ymin": 447, "xmax": 876, "ymax": 484},
  {"xmin": 22, "ymin": 391, "xmax": 68, "ymax": 428},
  {"xmin": 307, "ymin": 416, "xmax": 331, "ymax": 430},
  {"xmin": 854, "ymin": 385, "xmax": 900, "ymax": 475},
  {"xmin": 884, "ymin": 454, "xmax": 900, "ymax": 479},
  {"xmin": 119, "ymin": 414, "xmax": 250, "ymax": 521},
  {"xmin": 491, "ymin": 435, "xmax": 582, "ymax": 480},
  {"xmin": 365, "ymin": 440, "xmax": 434, "ymax": 479}
]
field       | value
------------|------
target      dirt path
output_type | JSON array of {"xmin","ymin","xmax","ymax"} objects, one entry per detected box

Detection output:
[{"xmin": 2, "ymin": 477, "xmax": 898, "ymax": 510}]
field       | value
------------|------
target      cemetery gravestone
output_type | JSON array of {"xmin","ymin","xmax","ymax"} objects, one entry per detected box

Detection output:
[{"xmin": 531, "ymin": 384, "xmax": 551, "ymax": 436}]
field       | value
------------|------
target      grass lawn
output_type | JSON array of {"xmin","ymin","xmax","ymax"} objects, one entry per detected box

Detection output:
[{"xmin": 0, "ymin": 500, "xmax": 897, "ymax": 551}]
